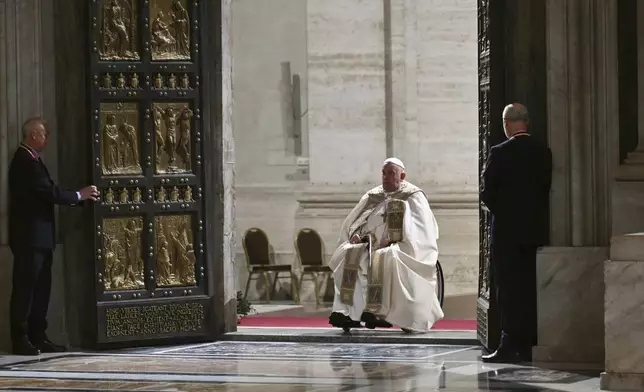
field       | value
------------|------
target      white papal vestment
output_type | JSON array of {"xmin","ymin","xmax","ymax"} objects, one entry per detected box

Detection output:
[{"xmin": 328, "ymin": 181, "xmax": 444, "ymax": 332}]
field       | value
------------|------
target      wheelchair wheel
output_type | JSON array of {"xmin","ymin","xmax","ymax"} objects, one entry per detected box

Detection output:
[{"xmin": 436, "ymin": 260, "xmax": 445, "ymax": 308}]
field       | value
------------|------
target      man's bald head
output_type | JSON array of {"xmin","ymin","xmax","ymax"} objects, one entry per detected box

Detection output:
[
  {"xmin": 21, "ymin": 117, "xmax": 50, "ymax": 151},
  {"xmin": 502, "ymin": 103, "xmax": 529, "ymax": 138}
]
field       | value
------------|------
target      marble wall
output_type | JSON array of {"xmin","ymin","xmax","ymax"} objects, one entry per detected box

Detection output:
[
  {"xmin": 533, "ymin": 247, "xmax": 607, "ymax": 364},
  {"xmin": 232, "ymin": 0, "xmax": 479, "ymax": 305},
  {"xmin": 601, "ymin": 234, "xmax": 644, "ymax": 391}
]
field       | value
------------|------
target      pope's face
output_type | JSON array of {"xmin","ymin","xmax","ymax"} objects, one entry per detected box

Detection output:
[{"xmin": 381, "ymin": 164, "xmax": 405, "ymax": 192}]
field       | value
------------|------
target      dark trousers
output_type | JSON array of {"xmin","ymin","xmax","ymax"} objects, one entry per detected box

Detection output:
[
  {"xmin": 10, "ymin": 247, "xmax": 53, "ymax": 343},
  {"xmin": 490, "ymin": 240, "xmax": 538, "ymax": 350}
]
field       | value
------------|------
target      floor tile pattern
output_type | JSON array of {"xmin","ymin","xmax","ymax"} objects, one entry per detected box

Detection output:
[
  {"xmin": 0, "ymin": 342, "xmax": 602, "ymax": 391},
  {"xmin": 224, "ymin": 327, "xmax": 479, "ymax": 345},
  {"xmin": 153, "ymin": 341, "xmax": 473, "ymax": 361}
]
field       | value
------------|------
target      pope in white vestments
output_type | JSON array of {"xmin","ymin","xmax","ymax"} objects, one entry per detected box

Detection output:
[{"xmin": 328, "ymin": 158, "xmax": 444, "ymax": 332}]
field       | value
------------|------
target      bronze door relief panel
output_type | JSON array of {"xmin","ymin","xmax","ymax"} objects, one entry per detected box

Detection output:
[
  {"xmin": 91, "ymin": 0, "xmax": 208, "ymax": 345},
  {"xmin": 477, "ymin": 0, "xmax": 503, "ymax": 351}
]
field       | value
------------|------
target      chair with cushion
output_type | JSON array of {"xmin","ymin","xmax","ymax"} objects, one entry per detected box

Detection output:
[
  {"xmin": 242, "ymin": 227, "xmax": 298, "ymax": 303},
  {"xmin": 294, "ymin": 228, "xmax": 332, "ymax": 305}
]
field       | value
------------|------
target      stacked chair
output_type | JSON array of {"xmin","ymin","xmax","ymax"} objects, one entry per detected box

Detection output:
[
  {"xmin": 294, "ymin": 228, "xmax": 332, "ymax": 305},
  {"xmin": 242, "ymin": 227, "xmax": 298, "ymax": 303},
  {"xmin": 242, "ymin": 227, "xmax": 332, "ymax": 305}
]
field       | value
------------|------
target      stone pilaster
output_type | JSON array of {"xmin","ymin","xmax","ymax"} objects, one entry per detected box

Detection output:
[
  {"xmin": 221, "ymin": 0, "xmax": 237, "ymax": 333},
  {"xmin": 535, "ymin": 0, "xmax": 618, "ymax": 366},
  {"xmin": 395, "ymin": 0, "xmax": 478, "ymax": 192},
  {"xmin": 0, "ymin": 0, "xmax": 57, "ymax": 245},
  {"xmin": 306, "ymin": 0, "xmax": 387, "ymax": 184},
  {"xmin": 546, "ymin": 0, "xmax": 618, "ymax": 248},
  {"xmin": 0, "ymin": 0, "xmax": 61, "ymax": 353},
  {"xmin": 204, "ymin": 0, "xmax": 237, "ymax": 334}
]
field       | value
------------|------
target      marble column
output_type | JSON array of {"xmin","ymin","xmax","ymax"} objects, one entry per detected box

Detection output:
[
  {"xmin": 546, "ymin": 0, "xmax": 617, "ymax": 248},
  {"xmin": 218, "ymin": 0, "xmax": 237, "ymax": 333},
  {"xmin": 0, "ymin": 0, "xmax": 62, "ymax": 353},
  {"xmin": 534, "ymin": 0, "xmax": 618, "ymax": 365},
  {"xmin": 195, "ymin": 0, "xmax": 237, "ymax": 334},
  {"xmin": 601, "ymin": 234, "xmax": 644, "ymax": 390}
]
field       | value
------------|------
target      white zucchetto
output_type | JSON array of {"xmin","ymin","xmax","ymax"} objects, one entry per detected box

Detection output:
[{"xmin": 383, "ymin": 157, "xmax": 405, "ymax": 170}]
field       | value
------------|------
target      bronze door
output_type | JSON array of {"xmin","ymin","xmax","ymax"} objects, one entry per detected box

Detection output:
[
  {"xmin": 477, "ymin": 0, "xmax": 505, "ymax": 352},
  {"xmin": 90, "ymin": 0, "xmax": 209, "ymax": 345}
]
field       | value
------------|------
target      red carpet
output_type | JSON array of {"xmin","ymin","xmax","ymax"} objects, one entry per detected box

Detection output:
[{"xmin": 239, "ymin": 317, "xmax": 476, "ymax": 330}]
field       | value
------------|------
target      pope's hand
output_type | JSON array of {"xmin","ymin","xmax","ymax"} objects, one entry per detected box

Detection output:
[
  {"xmin": 350, "ymin": 234, "xmax": 362, "ymax": 244},
  {"xmin": 379, "ymin": 237, "xmax": 390, "ymax": 248}
]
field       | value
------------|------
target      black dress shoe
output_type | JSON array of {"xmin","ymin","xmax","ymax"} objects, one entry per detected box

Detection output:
[
  {"xmin": 34, "ymin": 339, "xmax": 66, "ymax": 353},
  {"xmin": 12, "ymin": 337, "xmax": 40, "ymax": 356},
  {"xmin": 481, "ymin": 348, "xmax": 529, "ymax": 364},
  {"xmin": 329, "ymin": 312, "xmax": 361, "ymax": 331},
  {"xmin": 361, "ymin": 312, "xmax": 392, "ymax": 329}
]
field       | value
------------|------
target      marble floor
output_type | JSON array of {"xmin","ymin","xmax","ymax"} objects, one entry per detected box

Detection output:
[
  {"xmin": 249, "ymin": 294, "xmax": 477, "ymax": 320},
  {"xmin": 225, "ymin": 327, "xmax": 478, "ymax": 345},
  {"xmin": 0, "ymin": 342, "xmax": 601, "ymax": 391}
]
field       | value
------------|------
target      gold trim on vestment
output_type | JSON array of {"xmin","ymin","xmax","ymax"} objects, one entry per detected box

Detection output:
[
  {"xmin": 339, "ymin": 242, "xmax": 368, "ymax": 306},
  {"xmin": 386, "ymin": 199, "xmax": 406, "ymax": 243},
  {"xmin": 364, "ymin": 246, "xmax": 385, "ymax": 314}
]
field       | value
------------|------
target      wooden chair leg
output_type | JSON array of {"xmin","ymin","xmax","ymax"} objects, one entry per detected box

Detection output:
[
  {"xmin": 321, "ymin": 271, "xmax": 332, "ymax": 304},
  {"xmin": 298, "ymin": 272, "xmax": 305, "ymax": 304},
  {"xmin": 291, "ymin": 271, "xmax": 300, "ymax": 304},
  {"xmin": 263, "ymin": 272, "xmax": 272, "ymax": 302},
  {"xmin": 301, "ymin": 271, "xmax": 313, "ymax": 303},
  {"xmin": 312, "ymin": 272, "xmax": 321, "ymax": 306},
  {"xmin": 244, "ymin": 271, "xmax": 253, "ymax": 300}
]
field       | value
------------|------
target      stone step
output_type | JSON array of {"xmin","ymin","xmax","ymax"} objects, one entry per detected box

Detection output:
[{"xmin": 222, "ymin": 327, "xmax": 480, "ymax": 345}]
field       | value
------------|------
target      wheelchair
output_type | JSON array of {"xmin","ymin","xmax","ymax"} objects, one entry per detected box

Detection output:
[{"xmin": 331, "ymin": 259, "xmax": 445, "ymax": 333}]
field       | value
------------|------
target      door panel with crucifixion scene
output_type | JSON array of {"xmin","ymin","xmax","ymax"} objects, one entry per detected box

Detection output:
[{"xmin": 90, "ymin": 0, "xmax": 210, "ymax": 346}]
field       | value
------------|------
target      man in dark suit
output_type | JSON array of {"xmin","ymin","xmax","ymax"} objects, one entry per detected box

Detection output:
[
  {"xmin": 8, "ymin": 117, "xmax": 99, "ymax": 355},
  {"xmin": 480, "ymin": 104, "xmax": 552, "ymax": 363}
]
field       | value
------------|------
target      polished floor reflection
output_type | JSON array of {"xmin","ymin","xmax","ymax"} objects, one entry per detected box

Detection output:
[{"xmin": 0, "ymin": 342, "xmax": 600, "ymax": 391}]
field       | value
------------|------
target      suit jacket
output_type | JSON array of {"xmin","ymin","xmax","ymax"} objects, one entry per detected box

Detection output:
[
  {"xmin": 8, "ymin": 145, "xmax": 79, "ymax": 250},
  {"xmin": 480, "ymin": 134, "xmax": 552, "ymax": 246}
]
